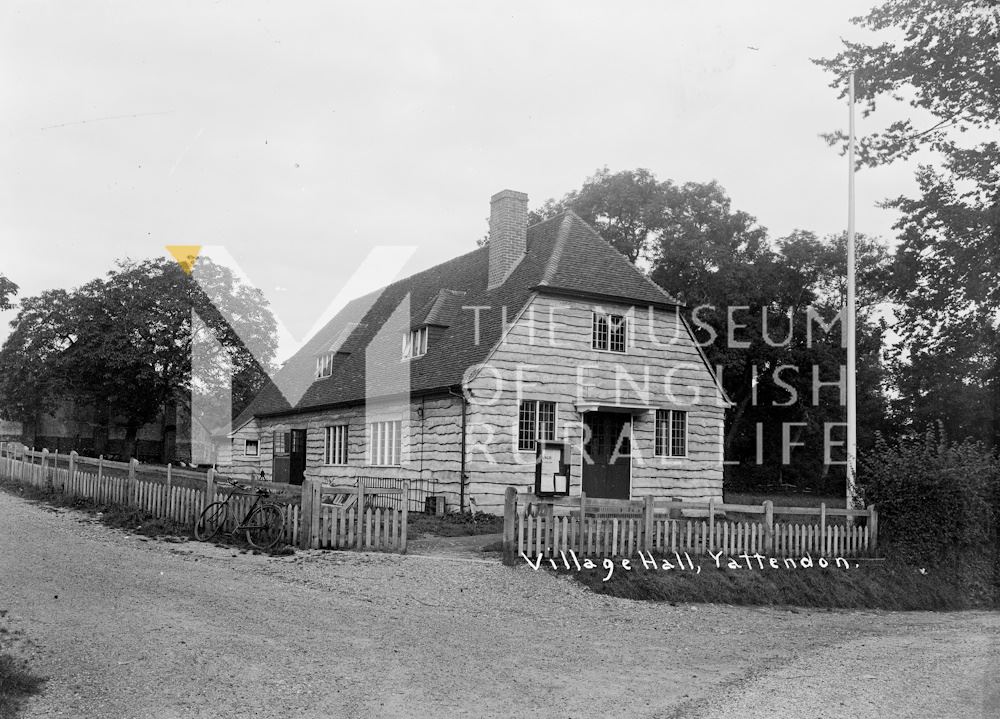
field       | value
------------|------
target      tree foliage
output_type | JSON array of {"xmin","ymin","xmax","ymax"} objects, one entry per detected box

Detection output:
[
  {"xmin": 0, "ymin": 274, "xmax": 17, "ymax": 311},
  {"xmin": 534, "ymin": 168, "xmax": 893, "ymax": 491},
  {"xmin": 0, "ymin": 257, "xmax": 276, "ymax": 460},
  {"xmin": 817, "ymin": 0, "xmax": 1000, "ymax": 447}
]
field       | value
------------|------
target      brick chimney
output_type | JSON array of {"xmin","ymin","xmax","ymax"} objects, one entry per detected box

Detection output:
[{"xmin": 487, "ymin": 189, "xmax": 528, "ymax": 290}]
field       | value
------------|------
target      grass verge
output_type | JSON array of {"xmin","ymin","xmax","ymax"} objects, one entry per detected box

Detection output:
[
  {"xmin": 543, "ymin": 549, "xmax": 998, "ymax": 611},
  {"xmin": 0, "ymin": 477, "xmax": 294, "ymax": 556},
  {"xmin": 407, "ymin": 510, "xmax": 504, "ymax": 537},
  {"xmin": 724, "ymin": 492, "xmax": 846, "ymax": 509}
]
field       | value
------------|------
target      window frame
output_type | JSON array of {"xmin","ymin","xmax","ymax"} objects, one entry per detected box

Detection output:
[
  {"xmin": 402, "ymin": 326, "xmax": 429, "ymax": 360},
  {"xmin": 324, "ymin": 424, "xmax": 349, "ymax": 465},
  {"xmin": 244, "ymin": 439, "xmax": 259, "ymax": 457},
  {"xmin": 366, "ymin": 419, "xmax": 402, "ymax": 466},
  {"xmin": 518, "ymin": 399, "xmax": 557, "ymax": 452},
  {"xmin": 316, "ymin": 352, "xmax": 335, "ymax": 379},
  {"xmin": 592, "ymin": 311, "xmax": 628, "ymax": 353},
  {"xmin": 654, "ymin": 409, "xmax": 688, "ymax": 458}
]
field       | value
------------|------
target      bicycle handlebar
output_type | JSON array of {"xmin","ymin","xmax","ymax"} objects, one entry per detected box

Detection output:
[{"xmin": 224, "ymin": 479, "xmax": 270, "ymax": 497}]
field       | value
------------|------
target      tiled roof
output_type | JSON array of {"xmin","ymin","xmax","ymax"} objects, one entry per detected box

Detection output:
[{"xmin": 233, "ymin": 212, "xmax": 679, "ymax": 425}]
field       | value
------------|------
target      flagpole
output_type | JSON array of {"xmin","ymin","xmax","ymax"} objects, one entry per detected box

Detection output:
[{"xmin": 846, "ymin": 71, "xmax": 859, "ymax": 513}]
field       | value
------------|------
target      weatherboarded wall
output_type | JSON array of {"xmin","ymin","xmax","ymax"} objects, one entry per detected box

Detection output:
[
  {"xmin": 464, "ymin": 294, "xmax": 726, "ymax": 513},
  {"xmin": 222, "ymin": 394, "xmax": 464, "ymax": 503}
]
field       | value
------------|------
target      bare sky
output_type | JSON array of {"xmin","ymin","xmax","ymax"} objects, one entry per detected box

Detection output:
[{"xmin": 1, "ymin": 1, "xmax": 914, "ymax": 356}]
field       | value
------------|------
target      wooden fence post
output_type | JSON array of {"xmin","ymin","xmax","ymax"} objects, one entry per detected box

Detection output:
[
  {"xmin": 400, "ymin": 480, "xmax": 409, "ymax": 554},
  {"xmin": 820, "ymin": 502, "xmax": 827, "ymax": 556},
  {"xmin": 763, "ymin": 500, "xmax": 774, "ymax": 554},
  {"xmin": 642, "ymin": 495, "xmax": 654, "ymax": 553},
  {"xmin": 577, "ymin": 491, "xmax": 587, "ymax": 556},
  {"xmin": 708, "ymin": 498, "xmax": 715, "ymax": 552},
  {"xmin": 298, "ymin": 478, "xmax": 322, "ymax": 550},
  {"xmin": 868, "ymin": 504, "xmax": 878, "ymax": 553},
  {"xmin": 502, "ymin": 486, "xmax": 518, "ymax": 566},
  {"xmin": 206, "ymin": 468, "xmax": 215, "ymax": 508},
  {"xmin": 41, "ymin": 449, "xmax": 50, "ymax": 491},
  {"xmin": 165, "ymin": 464, "xmax": 173, "ymax": 522},
  {"xmin": 68, "ymin": 451, "xmax": 77, "ymax": 493},
  {"xmin": 129, "ymin": 458, "xmax": 139, "ymax": 507},
  {"xmin": 356, "ymin": 480, "xmax": 365, "ymax": 549}
]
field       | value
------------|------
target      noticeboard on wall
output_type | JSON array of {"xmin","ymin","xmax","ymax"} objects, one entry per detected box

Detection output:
[{"xmin": 535, "ymin": 441, "xmax": 570, "ymax": 496}]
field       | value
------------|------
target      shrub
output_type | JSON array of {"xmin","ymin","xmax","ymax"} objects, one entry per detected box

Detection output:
[{"xmin": 860, "ymin": 424, "xmax": 998, "ymax": 561}]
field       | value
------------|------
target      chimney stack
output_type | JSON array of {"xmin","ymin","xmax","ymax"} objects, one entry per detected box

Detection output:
[{"xmin": 487, "ymin": 189, "xmax": 528, "ymax": 289}]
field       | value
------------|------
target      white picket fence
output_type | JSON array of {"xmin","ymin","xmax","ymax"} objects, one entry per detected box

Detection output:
[
  {"xmin": 0, "ymin": 443, "xmax": 407, "ymax": 552},
  {"xmin": 503, "ymin": 489, "xmax": 878, "ymax": 563}
]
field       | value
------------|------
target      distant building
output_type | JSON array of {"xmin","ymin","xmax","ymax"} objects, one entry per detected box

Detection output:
[{"xmin": 12, "ymin": 398, "xmax": 208, "ymax": 464}]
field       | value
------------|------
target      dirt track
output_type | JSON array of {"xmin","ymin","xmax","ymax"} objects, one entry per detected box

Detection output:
[{"xmin": 1, "ymin": 490, "xmax": 997, "ymax": 719}]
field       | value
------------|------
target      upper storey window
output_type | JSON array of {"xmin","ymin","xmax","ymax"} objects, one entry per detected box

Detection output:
[
  {"xmin": 403, "ymin": 326, "xmax": 429, "ymax": 359},
  {"xmin": 592, "ymin": 312, "xmax": 627, "ymax": 353},
  {"xmin": 316, "ymin": 352, "xmax": 335, "ymax": 378}
]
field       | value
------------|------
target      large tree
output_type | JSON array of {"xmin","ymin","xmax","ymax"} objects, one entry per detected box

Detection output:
[
  {"xmin": 0, "ymin": 257, "xmax": 277, "ymax": 460},
  {"xmin": 816, "ymin": 0, "xmax": 1000, "ymax": 447},
  {"xmin": 530, "ymin": 167, "xmax": 671, "ymax": 263},
  {"xmin": 534, "ymin": 169, "xmax": 892, "ymax": 491}
]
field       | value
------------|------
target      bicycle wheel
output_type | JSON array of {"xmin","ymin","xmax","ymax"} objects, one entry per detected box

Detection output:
[
  {"xmin": 245, "ymin": 504, "xmax": 284, "ymax": 549},
  {"xmin": 195, "ymin": 501, "xmax": 228, "ymax": 542}
]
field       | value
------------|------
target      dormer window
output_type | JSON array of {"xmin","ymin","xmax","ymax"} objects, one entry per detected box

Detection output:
[
  {"xmin": 403, "ymin": 326, "xmax": 429, "ymax": 359},
  {"xmin": 593, "ymin": 312, "xmax": 627, "ymax": 353},
  {"xmin": 316, "ymin": 352, "xmax": 335, "ymax": 378}
]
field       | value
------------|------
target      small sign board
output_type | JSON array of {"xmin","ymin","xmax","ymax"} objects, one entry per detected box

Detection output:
[{"xmin": 535, "ymin": 441, "xmax": 570, "ymax": 496}]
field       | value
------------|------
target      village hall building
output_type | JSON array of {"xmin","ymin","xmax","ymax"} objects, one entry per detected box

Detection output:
[{"xmin": 219, "ymin": 190, "xmax": 730, "ymax": 514}]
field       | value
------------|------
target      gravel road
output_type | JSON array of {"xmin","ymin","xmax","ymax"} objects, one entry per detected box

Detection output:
[{"xmin": 1, "ymin": 489, "xmax": 997, "ymax": 719}]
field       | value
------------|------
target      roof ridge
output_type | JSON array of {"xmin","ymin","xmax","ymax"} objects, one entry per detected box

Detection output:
[
  {"xmin": 526, "ymin": 210, "xmax": 570, "ymax": 232},
  {"xmin": 539, "ymin": 214, "xmax": 574, "ymax": 286}
]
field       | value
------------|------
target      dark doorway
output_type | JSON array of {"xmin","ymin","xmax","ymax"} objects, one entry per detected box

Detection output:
[
  {"xmin": 272, "ymin": 431, "xmax": 290, "ymax": 484},
  {"xmin": 271, "ymin": 429, "xmax": 307, "ymax": 485},
  {"xmin": 289, "ymin": 429, "xmax": 306, "ymax": 485},
  {"xmin": 582, "ymin": 412, "xmax": 631, "ymax": 499}
]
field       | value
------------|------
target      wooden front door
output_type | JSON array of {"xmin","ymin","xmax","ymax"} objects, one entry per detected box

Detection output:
[
  {"xmin": 272, "ymin": 431, "xmax": 290, "ymax": 483},
  {"xmin": 582, "ymin": 412, "xmax": 631, "ymax": 499},
  {"xmin": 289, "ymin": 429, "xmax": 306, "ymax": 486},
  {"xmin": 272, "ymin": 429, "xmax": 307, "ymax": 485}
]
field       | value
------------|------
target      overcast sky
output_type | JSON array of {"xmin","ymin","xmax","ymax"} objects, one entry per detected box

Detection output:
[{"xmin": 1, "ymin": 1, "xmax": 914, "ymax": 357}]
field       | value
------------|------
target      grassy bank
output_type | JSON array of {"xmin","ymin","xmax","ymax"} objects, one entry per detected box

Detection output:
[
  {"xmin": 0, "ymin": 476, "xmax": 193, "ymax": 540},
  {"xmin": 544, "ymin": 550, "xmax": 998, "ymax": 611}
]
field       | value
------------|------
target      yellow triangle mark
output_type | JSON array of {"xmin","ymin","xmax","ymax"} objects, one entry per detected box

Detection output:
[{"xmin": 166, "ymin": 245, "xmax": 202, "ymax": 275}]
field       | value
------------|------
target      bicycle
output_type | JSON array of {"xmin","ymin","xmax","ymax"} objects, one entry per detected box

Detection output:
[{"xmin": 194, "ymin": 479, "xmax": 285, "ymax": 549}]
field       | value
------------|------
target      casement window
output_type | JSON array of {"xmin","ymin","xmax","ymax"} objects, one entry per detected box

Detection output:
[
  {"xmin": 316, "ymin": 352, "xmax": 335, "ymax": 378},
  {"xmin": 402, "ymin": 327, "xmax": 429, "ymax": 359},
  {"xmin": 518, "ymin": 400, "xmax": 556, "ymax": 451},
  {"xmin": 367, "ymin": 420, "xmax": 402, "ymax": 466},
  {"xmin": 592, "ymin": 312, "xmax": 627, "ymax": 353},
  {"xmin": 655, "ymin": 409, "xmax": 688, "ymax": 457},
  {"xmin": 324, "ymin": 425, "xmax": 349, "ymax": 465},
  {"xmin": 244, "ymin": 439, "xmax": 259, "ymax": 457}
]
